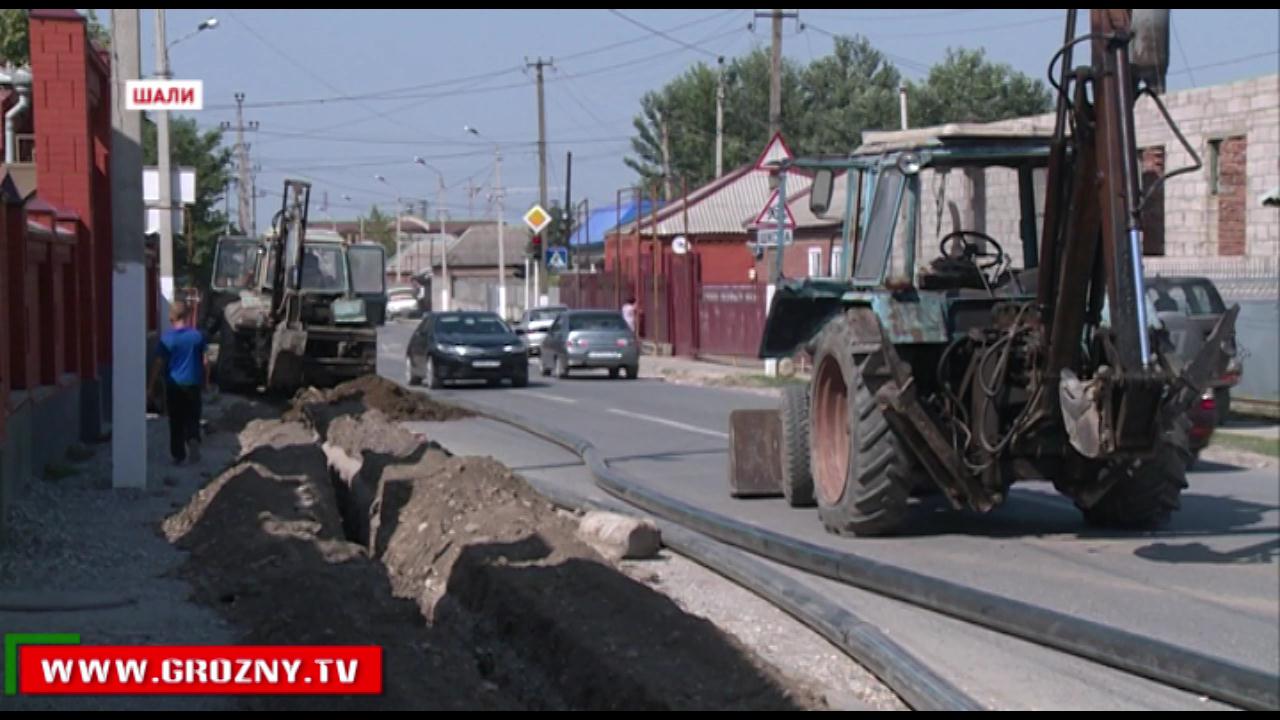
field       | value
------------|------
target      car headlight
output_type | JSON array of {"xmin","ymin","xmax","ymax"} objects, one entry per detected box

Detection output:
[
  {"xmin": 503, "ymin": 344, "xmax": 525, "ymax": 353},
  {"xmin": 437, "ymin": 344, "xmax": 468, "ymax": 356}
]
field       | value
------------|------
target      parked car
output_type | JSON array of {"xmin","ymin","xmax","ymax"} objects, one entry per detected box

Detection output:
[
  {"xmin": 406, "ymin": 311, "xmax": 528, "ymax": 389},
  {"xmin": 386, "ymin": 285, "xmax": 422, "ymax": 319},
  {"xmin": 516, "ymin": 305, "xmax": 568, "ymax": 356},
  {"xmin": 1147, "ymin": 275, "xmax": 1242, "ymax": 424},
  {"xmin": 539, "ymin": 309, "xmax": 639, "ymax": 379}
]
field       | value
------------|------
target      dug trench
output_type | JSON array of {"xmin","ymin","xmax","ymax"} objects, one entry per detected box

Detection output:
[{"xmin": 164, "ymin": 377, "xmax": 823, "ymax": 710}]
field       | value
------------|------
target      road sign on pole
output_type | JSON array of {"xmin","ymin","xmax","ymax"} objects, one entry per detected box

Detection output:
[
  {"xmin": 524, "ymin": 204, "xmax": 552, "ymax": 233},
  {"xmin": 546, "ymin": 246, "xmax": 568, "ymax": 271}
]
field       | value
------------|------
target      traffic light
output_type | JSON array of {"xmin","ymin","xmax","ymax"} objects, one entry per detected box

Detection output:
[{"xmin": 531, "ymin": 233, "xmax": 542, "ymax": 259}]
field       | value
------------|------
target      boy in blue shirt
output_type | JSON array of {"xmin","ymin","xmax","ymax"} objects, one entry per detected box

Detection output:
[{"xmin": 148, "ymin": 301, "xmax": 207, "ymax": 464}]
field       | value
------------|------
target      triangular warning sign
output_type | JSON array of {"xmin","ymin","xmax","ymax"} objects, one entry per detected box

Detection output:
[{"xmin": 751, "ymin": 189, "xmax": 797, "ymax": 229}]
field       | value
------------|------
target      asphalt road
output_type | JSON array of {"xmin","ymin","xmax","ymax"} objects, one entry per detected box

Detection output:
[{"xmin": 378, "ymin": 321, "xmax": 1280, "ymax": 709}]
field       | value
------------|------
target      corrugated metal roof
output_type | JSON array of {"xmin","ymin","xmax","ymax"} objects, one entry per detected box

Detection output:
[
  {"xmin": 618, "ymin": 134, "xmax": 816, "ymax": 237},
  {"xmin": 388, "ymin": 233, "xmax": 460, "ymax": 270},
  {"xmin": 448, "ymin": 223, "xmax": 530, "ymax": 268}
]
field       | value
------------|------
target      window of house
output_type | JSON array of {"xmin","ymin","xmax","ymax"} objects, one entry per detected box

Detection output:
[
  {"xmin": 1208, "ymin": 138, "xmax": 1222, "ymax": 196},
  {"xmin": 807, "ymin": 247, "xmax": 822, "ymax": 278},
  {"xmin": 830, "ymin": 247, "xmax": 843, "ymax": 277}
]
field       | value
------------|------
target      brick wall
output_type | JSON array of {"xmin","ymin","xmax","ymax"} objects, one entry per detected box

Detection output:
[{"xmin": 954, "ymin": 74, "xmax": 1278, "ymax": 265}]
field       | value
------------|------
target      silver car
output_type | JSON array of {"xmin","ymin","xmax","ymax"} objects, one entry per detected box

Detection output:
[
  {"xmin": 539, "ymin": 310, "xmax": 640, "ymax": 379},
  {"xmin": 517, "ymin": 305, "xmax": 567, "ymax": 356}
]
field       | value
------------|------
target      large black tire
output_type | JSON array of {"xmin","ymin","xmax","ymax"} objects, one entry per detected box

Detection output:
[
  {"xmin": 779, "ymin": 384, "xmax": 816, "ymax": 507},
  {"xmin": 426, "ymin": 356, "xmax": 444, "ymax": 390},
  {"xmin": 623, "ymin": 364, "xmax": 638, "ymax": 380},
  {"xmin": 810, "ymin": 312, "xmax": 912, "ymax": 536},
  {"xmin": 511, "ymin": 370, "xmax": 529, "ymax": 388},
  {"xmin": 405, "ymin": 356, "xmax": 421, "ymax": 386},
  {"xmin": 1078, "ymin": 417, "xmax": 1191, "ymax": 529}
]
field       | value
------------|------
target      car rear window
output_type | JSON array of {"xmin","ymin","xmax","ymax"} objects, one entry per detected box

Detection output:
[
  {"xmin": 570, "ymin": 313, "xmax": 628, "ymax": 331},
  {"xmin": 436, "ymin": 314, "xmax": 508, "ymax": 335},
  {"xmin": 1148, "ymin": 280, "xmax": 1226, "ymax": 315}
]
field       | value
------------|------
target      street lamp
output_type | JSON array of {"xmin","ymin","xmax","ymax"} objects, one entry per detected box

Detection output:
[
  {"xmin": 153, "ymin": 12, "xmax": 219, "ymax": 332},
  {"xmin": 168, "ymin": 16, "xmax": 218, "ymax": 50},
  {"xmin": 413, "ymin": 156, "xmax": 451, "ymax": 310},
  {"xmin": 375, "ymin": 174, "xmax": 408, "ymax": 282},
  {"xmin": 464, "ymin": 126, "xmax": 507, "ymax": 319}
]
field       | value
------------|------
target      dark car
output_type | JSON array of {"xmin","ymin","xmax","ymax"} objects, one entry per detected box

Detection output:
[
  {"xmin": 405, "ymin": 311, "xmax": 528, "ymax": 389},
  {"xmin": 1148, "ymin": 275, "xmax": 1242, "ymax": 423},
  {"xmin": 539, "ymin": 309, "xmax": 639, "ymax": 379}
]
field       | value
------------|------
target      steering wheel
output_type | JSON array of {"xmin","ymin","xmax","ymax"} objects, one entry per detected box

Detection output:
[{"xmin": 939, "ymin": 230, "xmax": 1005, "ymax": 272}]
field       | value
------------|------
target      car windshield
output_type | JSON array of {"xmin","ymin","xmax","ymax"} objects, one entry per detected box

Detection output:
[
  {"xmin": 436, "ymin": 314, "xmax": 509, "ymax": 335},
  {"xmin": 570, "ymin": 313, "xmax": 629, "ymax": 331},
  {"xmin": 529, "ymin": 308, "xmax": 565, "ymax": 323}
]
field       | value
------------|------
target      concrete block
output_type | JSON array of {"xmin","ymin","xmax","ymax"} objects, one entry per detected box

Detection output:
[{"xmin": 577, "ymin": 511, "xmax": 662, "ymax": 560}]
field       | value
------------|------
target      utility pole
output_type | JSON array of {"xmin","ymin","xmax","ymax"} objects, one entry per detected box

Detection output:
[
  {"xmin": 112, "ymin": 9, "xmax": 146, "ymax": 489},
  {"xmin": 221, "ymin": 92, "xmax": 258, "ymax": 233},
  {"xmin": 154, "ymin": 10, "xmax": 175, "ymax": 329},
  {"xmin": 715, "ymin": 55, "xmax": 726, "ymax": 178},
  {"xmin": 754, "ymin": 9, "xmax": 799, "ymax": 138},
  {"xmin": 658, "ymin": 108, "xmax": 673, "ymax": 201},
  {"xmin": 526, "ymin": 57, "xmax": 555, "ymax": 210},
  {"xmin": 898, "ymin": 83, "xmax": 909, "ymax": 130},
  {"xmin": 250, "ymin": 165, "xmax": 260, "ymax": 236},
  {"xmin": 495, "ymin": 148, "xmax": 506, "ymax": 318},
  {"xmin": 564, "ymin": 150, "xmax": 573, "ymax": 276},
  {"xmin": 466, "ymin": 178, "xmax": 478, "ymax": 218}
]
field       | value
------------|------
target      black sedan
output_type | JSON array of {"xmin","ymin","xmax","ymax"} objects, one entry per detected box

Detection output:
[{"xmin": 405, "ymin": 311, "xmax": 528, "ymax": 389}]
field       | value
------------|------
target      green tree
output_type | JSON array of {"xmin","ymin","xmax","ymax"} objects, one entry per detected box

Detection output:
[
  {"xmin": 625, "ymin": 48, "xmax": 803, "ymax": 192},
  {"xmin": 0, "ymin": 9, "xmax": 109, "ymax": 65},
  {"xmin": 624, "ymin": 39, "xmax": 1052, "ymax": 189},
  {"xmin": 143, "ymin": 116, "xmax": 235, "ymax": 287},
  {"xmin": 907, "ymin": 48, "xmax": 1052, "ymax": 127},
  {"xmin": 794, "ymin": 35, "xmax": 902, "ymax": 157},
  {"xmin": 361, "ymin": 205, "xmax": 395, "ymax": 257}
]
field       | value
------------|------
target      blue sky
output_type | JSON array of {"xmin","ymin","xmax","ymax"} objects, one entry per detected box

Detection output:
[{"xmin": 109, "ymin": 9, "xmax": 1279, "ymax": 231}]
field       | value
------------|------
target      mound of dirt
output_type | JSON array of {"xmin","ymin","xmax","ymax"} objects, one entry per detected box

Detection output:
[
  {"xmin": 287, "ymin": 375, "xmax": 469, "ymax": 427},
  {"xmin": 378, "ymin": 452, "xmax": 818, "ymax": 710},
  {"xmin": 163, "ymin": 419, "xmax": 517, "ymax": 710},
  {"xmin": 166, "ymin": 382, "xmax": 822, "ymax": 710}
]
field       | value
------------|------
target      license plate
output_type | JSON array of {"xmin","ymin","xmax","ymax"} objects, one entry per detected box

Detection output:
[
  {"xmin": 472, "ymin": 360, "xmax": 501, "ymax": 369},
  {"xmin": 589, "ymin": 351, "xmax": 621, "ymax": 359}
]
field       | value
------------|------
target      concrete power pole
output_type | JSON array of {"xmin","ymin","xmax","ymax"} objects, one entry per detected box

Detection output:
[
  {"xmin": 112, "ymin": 9, "xmax": 147, "ymax": 489},
  {"xmin": 224, "ymin": 92, "xmax": 257, "ymax": 233},
  {"xmin": 495, "ymin": 148, "xmax": 506, "ymax": 319},
  {"xmin": 715, "ymin": 55, "xmax": 725, "ymax": 179},
  {"xmin": 153, "ymin": 10, "xmax": 175, "ymax": 329},
  {"xmin": 526, "ymin": 57, "xmax": 555, "ymax": 210},
  {"xmin": 659, "ymin": 109, "xmax": 673, "ymax": 201},
  {"xmin": 755, "ymin": 9, "xmax": 798, "ymax": 138}
]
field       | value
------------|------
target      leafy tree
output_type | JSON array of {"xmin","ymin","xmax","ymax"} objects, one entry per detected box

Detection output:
[
  {"xmin": 143, "ymin": 117, "xmax": 235, "ymax": 287},
  {"xmin": 906, "ymin": 48, "xmax": 1052, "ymax": 127},
  {"xmin": 625, "ymin": 38, "xmax": 1050, "ymax": 188},
  {"xmin": 0, "ymin": 9, "xmax": 109, "ymax": 65},
  {"xmin": 361, "ymin": 205, "xmax": 396, "ymax": 257}
]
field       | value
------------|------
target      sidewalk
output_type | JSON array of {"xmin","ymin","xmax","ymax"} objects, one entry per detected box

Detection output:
[{"xmin": 639, "ymin": 354, "xmax": 808, "ymax": 396}]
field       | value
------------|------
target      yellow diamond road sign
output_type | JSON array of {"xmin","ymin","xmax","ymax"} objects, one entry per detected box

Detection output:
[{"xmin": 523, "ymin": 204, "xmax": 551, "ymax": 233}]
